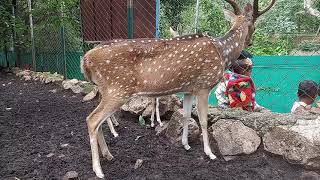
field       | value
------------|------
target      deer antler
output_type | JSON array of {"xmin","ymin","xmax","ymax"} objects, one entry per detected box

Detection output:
[
  {"xmin": 225, "ymin": 0, "xmax": 241, "ymax": 15},
  {"xmin": 253, "ymin": 0, "xmax": 276, "ymax": 19}
]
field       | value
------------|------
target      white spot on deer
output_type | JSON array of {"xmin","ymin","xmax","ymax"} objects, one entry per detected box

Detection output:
[
  {"xmin": 205, "ymin": 60, "xmax": 211, "ymax": 63},
  {"xmin": 115, "ymin": 66, "xmax": 119, "ymax": 69},
  {"xmin": 177, "ymin": 38, "xmax": 180, "ymax": 41},
  {"xmin": 140, "ymin": 70, "xmax": 144, "ymax": 73},
  {"xmin": 190, "ymin": 51, "xmax": 194, "ymax": 54},
  {"xmin": 182, "ymin": 37, "xmax": 185, "ymax": 40},
  {"xmin": 197, "ymin": 66, "xmax": 201, "ymax": 69},
  {"xmin": 175, "ymin": 51, "xmax": 178, "ymax": 54},
  {"xmin": 218, "ymin": 70, "xmax": 222, "ymax": 75},
  {"xmin": 225, "ymin": 58, "xmax": 229, "ymax": 62},
  {"xmin": 160, "ymin": 74, "xmax": 164, "ymax": 78},
  {"xmin": 148, "ymin": 40, "xmax": 152, "ymax": 42},
  {"xmin": 190, "ymin": 75, "xmax": 194, "ymax": 78},
  {"xmin": 167, "ymin": 67, "xmax": 171, "ymax": 71},
  {"xmin": 148, "ymin": 68, "xmax": 151, "ymax": 72},
  {"xmin": 169, "ymin": 54, "xmax": 173, "ymax": 57},
  {"xmin": 195, "ymin": 54, "xmax": 199, "ymax": 57},
  {"xmin": 166, "ymin": 81, "xmax": 170, "ymax": 84},
  {"xmin": 106, "ymin": 76, "xmax": 109, "ymax": 80},
  {"xmin": 184, "ymin": 48, "xmax": 188, "ymax": 52},
  {"xmin": 106, "ymin": 60, "xmax": 110, "ymax": 64},
  {"xmin": 141, "ymin": 40, "xmax": 145, "ymax": 43},
  {"xmin": 180, "ymin": 55, "xmax": 184, "ymax": 58},
  {"xmin": 143, "ymin": 80, "xmax": 148, "ymax": 84},
  {"xmin": 177, "ymin": 60, "xmax": 181, "ymax": 64},
  {"xmin": 213, "ymin": 66, "xmax": 218, "ymax": 70},
  {"xmin": 193, "ymin": 45, "xmax": 197, "ymax": 48},
  {"xmin": 211, "ymin": 50, "xmax": 214, "ymax": 53},
  {"xmin": 235, "ymin": 42, "xmax": 239, "ymax": 47},
  {"xmin": 188, "ymin": 36, "xmax": 192, "ymax": 39},
  {"xmin": 158, "ymin": 65, "xmax": 162, "ymax": 68},
  {"xmin": 198, "ymin": 48, "xmax": 202, "ymax": 51},
  {"xmin": 188, "ymin": 66, "xmax": 192, "ymax": 69},
  {"xmin": 202, "ymin": 42, "xmax": 206, "ymax": 45},
  {"xmin": 178, "ymin": 72, "xmax": 182, "ymax": 76},
  {"xmin": 218, "ymin": 42, "xmax": 222, "ymax": 46},
  {"xmin": 153, "ymin": 61, "xmax": 156, "ymax": 64}
]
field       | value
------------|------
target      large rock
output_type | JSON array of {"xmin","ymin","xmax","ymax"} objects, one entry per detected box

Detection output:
[
  {"xmin": 121, "ymin": 95, "xmax": 182, "ymax": 117},
  {"xmin": 263, "ymin": 117, "xmax": 320, "ymax": 169},
  {"xmin": 211, "ymin": 119, "xmax": 261, "ymax": 156},
  {"xmin": 193, "ymin": 107, "xmax": 318, "ymax": 136},
  {"xmin": 165, "ymin": 109, "xmax": 200, "ymax": 145},
  {"xmin": 62, "ymin": 79, "xmax": 79, "ymax": 89},
  {"xmin": 121, "ymin": 96, "xmax": 151, "ymax": 114}
]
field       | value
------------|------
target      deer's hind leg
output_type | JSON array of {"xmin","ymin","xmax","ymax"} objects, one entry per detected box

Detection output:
[{"xmin": 86, "ymin": 96, "xmax": 127, "ymax": 178}]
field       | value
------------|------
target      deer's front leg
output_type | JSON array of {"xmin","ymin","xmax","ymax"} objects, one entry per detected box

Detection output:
[
  {"xmin": 196, "ymin": 89, "xmax": 216, "ymax": 160},
  {"xmin": 155, "ymin": 98, "xmax": 163, "ymax": 127},
  {"xmin": 182, "ymin": 94, "xmax": 193, "ymax": 150},
  {"xmin": 150, "ymin": 98, "xmax": 156, "ymax": 127}
]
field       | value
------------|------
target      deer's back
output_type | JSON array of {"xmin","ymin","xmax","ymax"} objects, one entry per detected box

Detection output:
[{"xmin": 83, "ymin": 35, "xmax": 225, "ymax": 96}]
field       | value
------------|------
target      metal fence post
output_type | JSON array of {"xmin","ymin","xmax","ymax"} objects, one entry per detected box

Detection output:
[
  {"xmin": 127, "ymin": 0, "xmax": 134, "ymax": 39},
  {"xmin": 156, "ymin": 0, "xmax": 160, "ymax": 38},
  {"xmin": 194, "ymin": 0, "xmax": 200, "ymax": 33},
  {"xmin": 27, "ymin": 0, "xmax": 36, "ymax": 71},
  {"xmin": 60, "ymin": 26, "xmax": 67, "ymax": 78}
]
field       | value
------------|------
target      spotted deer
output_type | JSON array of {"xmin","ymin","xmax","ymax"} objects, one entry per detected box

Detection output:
[{"xmin": 81, "ymin": 0, "xmax": 275, "ymax": 178}]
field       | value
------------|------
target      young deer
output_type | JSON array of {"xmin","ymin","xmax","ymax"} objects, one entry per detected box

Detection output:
[{"xmin": 81, "ymin": 0, "xmax": 275, "ymax": 178}]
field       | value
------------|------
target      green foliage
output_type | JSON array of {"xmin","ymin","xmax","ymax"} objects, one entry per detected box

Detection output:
[
  {"xmin": 247, "ymin": 32, "xmax": 290, "ymax": 55},
  {"xmin": 0, "ymin": 0, "xmax": 14, "ymax": 50},
  {"xmin": 298, "ymin": 42, "xmax": 320, "ymax": 52}
]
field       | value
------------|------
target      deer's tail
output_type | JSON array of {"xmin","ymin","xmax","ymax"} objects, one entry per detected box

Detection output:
[{"xmin": 80, "ymin": 56, "xmax": 94, "ymax": 83}]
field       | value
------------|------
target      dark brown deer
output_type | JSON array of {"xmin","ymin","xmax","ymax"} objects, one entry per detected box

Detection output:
[{"xmin": 81, "ymin": 0, "xmax": 275, "ymax": 177}]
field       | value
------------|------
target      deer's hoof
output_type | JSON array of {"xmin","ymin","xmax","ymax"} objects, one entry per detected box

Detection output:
[
  {"xmin": 93, "ymin": 167, "xmax": 105, "ymax": 178},
  {"xmin": 184, "ymin": 144, "xmax": 191, "ymax": 151},
  {"xmin": 113, "ymin": 133, "xmax": 119, "ymax": 138},
  {"xmin": 207, "ymin": 152, "xmax": 217, "ymax": 160}
]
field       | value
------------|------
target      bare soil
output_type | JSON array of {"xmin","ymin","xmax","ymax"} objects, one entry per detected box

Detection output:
[{"xmin": 0, "ymin": 71, "xmax": 307, "ymax": 180}]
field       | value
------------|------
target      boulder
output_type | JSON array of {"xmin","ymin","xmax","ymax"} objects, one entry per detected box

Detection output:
[
  {"xmin": 211, "ymin": 119, "xmax": 261, "ymax": 156},
  {"xmin": 122, "ymin": 95, "xmax": 182, "ymax": 117},
  {"xmin": 263, "ymin": 117, "xmax": 320, "ymax": 169},
  {"xmin": 193, "ymin": 107, "xmax": 318, "ymax": 136},
  {"xmin": 121, "ymin": 96, "xmax": 151, "ymax": 114},
  {"xmin": 165, "ymin": 109, "xmax": 200, "ymax": 145}
]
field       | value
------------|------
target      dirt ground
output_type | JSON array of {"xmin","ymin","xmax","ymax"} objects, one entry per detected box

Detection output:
[{"xmin": 0, "ymin": 71, "xmax": 309, "ymax": 180}]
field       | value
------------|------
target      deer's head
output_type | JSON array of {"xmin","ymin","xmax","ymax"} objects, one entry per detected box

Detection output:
[{"xmin": 224, "ymin": 0, "xmax": 276, "ymax": 47}]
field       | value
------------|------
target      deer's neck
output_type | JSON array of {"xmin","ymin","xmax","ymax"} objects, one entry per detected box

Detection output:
[{"xmin": 216, "ymin": 20, "xmax": 248, "ymax": 67}]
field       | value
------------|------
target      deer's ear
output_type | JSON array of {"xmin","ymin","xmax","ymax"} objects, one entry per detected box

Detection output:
[
  {"xmin": 169, "ymin": 27, "xmax": 179, "ymax": 37},
  {"xmin": 223, "ymin": 9, "xmax": 236, "ymax": 23}
]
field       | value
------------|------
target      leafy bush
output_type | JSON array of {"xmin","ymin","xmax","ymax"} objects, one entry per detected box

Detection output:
[{"xmin": 298, "ymin": 42, "xmax": 320, "ymax": 52}]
